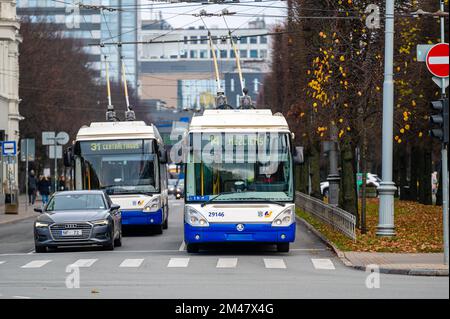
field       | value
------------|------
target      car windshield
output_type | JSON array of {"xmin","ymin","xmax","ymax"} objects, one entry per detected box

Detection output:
[
  {"xmin": 185, "ymin": 132, "xmax": 294, "ymax": 202},
  {"xmin": 46, "ymin": 194, "xmax": 106, "ymax": 211}
]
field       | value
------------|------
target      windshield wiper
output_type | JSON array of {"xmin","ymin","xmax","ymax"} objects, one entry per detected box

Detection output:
[
  {"xmin": 232, "ymin": 197, "xmax": 286, "ymax": 207},
  {"xmin": 200, "ymin": 191, "xmax": 245, "ymax": 207}
]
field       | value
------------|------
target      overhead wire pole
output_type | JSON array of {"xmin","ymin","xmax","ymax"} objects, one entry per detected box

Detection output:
[
  {"xmin": 376, "ymin": 0, "xmax": 397, "ymax": 237},
  {"xmin": 224, "ymin": 17, "xmax": 245, "ymax": 96},
  {"xmin": 439, "ymin": 0, "xmax": 448, "ymax": 265}
]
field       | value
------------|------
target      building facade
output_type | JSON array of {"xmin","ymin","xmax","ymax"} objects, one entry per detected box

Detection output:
[
  {"xmin": 0, "ymin": 0, "xmax": 21, "ymax": 198},
  {"xmin": 138, "ymin": 18, "xmax": 271, "ymax": 110},
  {"xmin": 16, "ymin": 0, "xmax": 138, "ymax": 88}
]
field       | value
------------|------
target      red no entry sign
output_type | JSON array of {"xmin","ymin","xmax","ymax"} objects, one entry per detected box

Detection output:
[{"xmin": 426, "ymin": 43, "xmax": 449, "ymax": 78}]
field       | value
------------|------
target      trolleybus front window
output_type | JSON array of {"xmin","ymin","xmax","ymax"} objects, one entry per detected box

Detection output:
[
  {"xmin": 77, "ymin": 139, "xmax": 159, "ymax": 194},
  {"xmin": 186, "ymin": 132, "xmax": 294, "ymax": 203}
]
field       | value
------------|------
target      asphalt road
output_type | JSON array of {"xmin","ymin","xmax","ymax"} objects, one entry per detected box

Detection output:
[{"xmin": 0, "ymin": 198, "xmax": 448, "ymax": 299}]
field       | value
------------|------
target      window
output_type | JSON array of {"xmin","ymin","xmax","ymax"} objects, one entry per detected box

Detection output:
[
  {"xmin": 260, "ymin": 49, "xmax": 268, "ymax": 59},
  {"xmin": 180, "ymin": 51, "xmax": 187, "ymax": 58},
  {"xmin": 184, "ymin": 36, "xmax": 188, "ymax": 44},
  {"xmin": 250, "ymin": 36, "xmax": 258, "ymax": 44},
  {"xmin": 240, "ymin": 37, "xmax": 247, "ymax": 44},
  {"xmin": 220, "ymin": 50, "xmax": 227, "ymax": 59},
  {"xmin": 260, "ymin": 36, "xmax": 268, "ymax": 44},
  {"xmin": 250, "ymin": 50, "xmax": 258, "ymax": 58},
  {"xmin": 254, "ymin": 78, "xmax": 259, "ymax": 92},
  {"xmin": 230, "ymin": 50, "xmax": 236, "ymax": 58},
  {"xmin": 230, "ymin": 78, "xmax": 235, "ymax": 92},
  {"xmin": 190, "ymin": 50, "xmax": 198, "ymax": 59},
  {"xmin": 200, "ymin": 50, "xmax": 208, "ymax": 59},
  {"xmin": 200, "ymin": 36, "xmax": 208, "ymax": 44},
  {"xmin": 240, "ymin": 50, "xmax": 247, "ymax": 58},
  {"xmin": 190, "ymin": 36, "xmax": 198, "ymax": 44}
]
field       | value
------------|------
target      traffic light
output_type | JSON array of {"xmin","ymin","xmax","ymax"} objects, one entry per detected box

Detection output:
[{"xmin": 429, "ymin": 98, "xmax": 449, "ymax": 144}]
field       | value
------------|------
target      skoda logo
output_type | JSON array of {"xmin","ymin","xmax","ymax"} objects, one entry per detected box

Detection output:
[{"xmin": 236, "ymin": 224, "xmax": 245, "ymax": 232}]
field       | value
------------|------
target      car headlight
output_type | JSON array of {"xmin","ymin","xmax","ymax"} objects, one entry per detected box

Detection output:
[
  {"xmin": 185, "ymin": 206, "xmax": 209, "ymax": 227},
  {"xmin": 92, "ymin": 219, "xmax": 109, "ymax": 226},
  {"xmin": 35, "ymin": 221, "xmax": 51, "ymax": 228},
  {"xmin": 271, "ymin": 207, "xmax": 295, "ymax": 227},
  {"xmin": 143, "ymin": 196, "xmax": 160, "ymax": 212}
]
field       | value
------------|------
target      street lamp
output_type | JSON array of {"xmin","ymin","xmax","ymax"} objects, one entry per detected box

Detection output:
[{"xmin": 376, "ymin": 0, "xmax": 397, "ymax": 237}]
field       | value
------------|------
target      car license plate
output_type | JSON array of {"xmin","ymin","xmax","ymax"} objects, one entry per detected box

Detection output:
[{"xmin": 61, "ymin": 229, "xmax": 82, "ymax": 236}]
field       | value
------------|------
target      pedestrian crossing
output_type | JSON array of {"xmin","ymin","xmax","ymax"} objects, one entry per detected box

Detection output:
[{"xmin": 0, "ymin": 257, "xmax": 337, "ymax": 271}]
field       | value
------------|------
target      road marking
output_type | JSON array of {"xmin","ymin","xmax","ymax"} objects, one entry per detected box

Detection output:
[
  {"xmin": 216, "ymin": 258, "xmax": 238, "ymax": 268},
  {"xmin": 167, "ymin": 258, "xmax": 190, "ymax": 268},
  {"xmin": 71, "ymin": 259, "xmax": 97, "ymax": 268},
  {"xmin": 13, "ymin": 296, "xmax": 31, "ymax": 299},
  {"xmin": 178, "ymin": 241, "xmax": 186, "ymax": 251},
  {"xmin": 27, "ymin": 250, "xmax": 34, "ymax": 255},
  {"xmin": 21, "ymin": 260, "xmax": 51, "ymax": 268},
  {"xmin": 0, "ymin": 261, "xmax": 5, "ymax": 265},
  {"xmin": 311, "ymin": 258, "xmax": 335, "ymax": 270},
  {"xmin": 119, "ymin": 259, "xmax": 144, "ymax": 268},
  {"xmin": 263, "ymin": 259, "xmax": 286, "ymax": 269}
]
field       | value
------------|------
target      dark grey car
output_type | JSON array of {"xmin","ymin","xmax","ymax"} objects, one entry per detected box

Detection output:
[{"xmin": 33, "ymin": 190, "xmax": 122, "ymax": 253}]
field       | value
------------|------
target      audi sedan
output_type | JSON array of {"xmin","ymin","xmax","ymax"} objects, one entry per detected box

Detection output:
[{"xmin": 33, "ymin": 190, "xmax": 122, "ymax": 253}]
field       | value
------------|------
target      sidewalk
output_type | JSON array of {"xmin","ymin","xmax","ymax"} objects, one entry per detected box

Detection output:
[
  {"xmin": 298, "ymin": 217, "xmax": 449, "ymax": 276},
  {"xmin": 342, "ymin": 252, "xmax": 448, "ymax": 276},
  {"xmin": 0, "ymin": 194, "xmax": 40, "ymax": 225}
]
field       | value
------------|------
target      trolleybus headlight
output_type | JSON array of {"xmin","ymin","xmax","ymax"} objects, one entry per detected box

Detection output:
[
  {"xmin": 272, "ymin": 207, "xmax": 295, "ymax": 227},
  {"xmin": 185, "ymin": 207, "xmax": 209, "ymax": 227},
  {"xmin": 143, "ymin": 197, "xmax": 160, "ymax": 213}
]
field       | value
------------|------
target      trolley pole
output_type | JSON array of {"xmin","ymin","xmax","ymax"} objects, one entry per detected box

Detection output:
[{"xmin": 377, "ymin": 0, "xmax": 397, "ymax": 237}]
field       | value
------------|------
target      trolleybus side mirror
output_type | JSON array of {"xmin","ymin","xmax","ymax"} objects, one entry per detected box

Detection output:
[
  {"xmin": 110, "ymin": 204, "xmax": 120, "ymax": 211},
  {"xmin": 293, "ymin": 146, "xmax": 304, "ymax": 164},
  {"xmin": 34, "ymin": 208, "xmax": 43, "ymax": 213},
  {"xmin": 159, "ymin": 147, "xmax": 168, "ymax": 164}
]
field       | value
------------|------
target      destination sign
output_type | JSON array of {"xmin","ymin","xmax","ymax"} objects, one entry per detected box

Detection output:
[{"xmin": 80, "ymin": 140, "xmax": 145, "ymax": 154}]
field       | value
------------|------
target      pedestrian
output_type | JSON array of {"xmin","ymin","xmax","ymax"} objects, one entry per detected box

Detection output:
[
  {"xmin": 58, "ymin": 175, "xmax": 66, "ymax": 192},
  {"xmin": 28, "ymin": 170, "xmax": 38, "ymax": 205},
  {"xmin": 38, "ymin": 176, "xmax": 51, "ymax": 206}
]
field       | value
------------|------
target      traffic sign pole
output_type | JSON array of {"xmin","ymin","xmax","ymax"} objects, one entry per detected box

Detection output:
[{"xmin": 439, "ymin": 0, "xmax": 448, "ymax": 266}]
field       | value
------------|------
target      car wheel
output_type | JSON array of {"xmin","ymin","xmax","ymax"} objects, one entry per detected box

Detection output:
[
  {"xmin": 104, "ymin": 230, "xmax": 115, "ymax": 250},
  {"xmin": 114, "ymin": 230, "xmax": 122, "ymax": 247},
  {"xmin": 35, "ymin": 245, "xmax": 46, "ymax": 253},
  {"xmin": 277, "ymin": 243, "xmax": 290, "ymax": 253},
  {"xmin": 186, "ymin": 243, "xmax": 199, "ymax": 253}
]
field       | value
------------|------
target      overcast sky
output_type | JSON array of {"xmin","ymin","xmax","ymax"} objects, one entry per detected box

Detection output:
[{"xmin": 138, "ymin": 1, "xmax": 287, "ymax": 29}]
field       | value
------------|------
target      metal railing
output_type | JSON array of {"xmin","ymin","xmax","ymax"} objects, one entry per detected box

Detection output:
[{"xmin": 295, "ymin": 191, "xmax": 356, "ymax": 241}]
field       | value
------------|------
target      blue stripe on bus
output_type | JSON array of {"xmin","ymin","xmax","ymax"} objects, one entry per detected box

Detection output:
[
  {"xmin": 121, "ymin": 209, "xmax": 163, "ymax": 226},
  {"xmin": 184, "ymin": 222, "xmax": 295, "ymax": 244}
]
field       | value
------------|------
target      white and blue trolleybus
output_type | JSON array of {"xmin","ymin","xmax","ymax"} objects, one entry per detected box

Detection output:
[
  {"xmin": 69, "ymin": 121, "xmax": 169, "ymax": 233},
  {"xmin": 183, "ymin": 109, "xmax": 302, "ymax": 252}
]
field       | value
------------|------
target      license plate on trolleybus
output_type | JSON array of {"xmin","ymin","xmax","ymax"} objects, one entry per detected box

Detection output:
[{"xmin": 61, "ymin": 229, "xmax": 83, "ymax": 236}]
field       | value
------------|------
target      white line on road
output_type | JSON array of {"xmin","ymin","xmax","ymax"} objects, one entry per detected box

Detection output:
[
  {"xmin": 0, "ymin": 261, "xmax": 5, "ymax": 265},
  {"xmin": 21, "ymin": 260, "xmax": 52, "ymax": 268},
  {"xmin": 13, "ymin": 296, "xmax": 31, "ymax": 299},
  {"xmin": 217, "ymin": 258, "xmax": 238, "ymax": 268},
  {"xmin": 71, "ymin": 259, "xmax": 98, "ymax": 268},
  {"xmin": 263, "ymin": 259, "xmax": 286, "ymax": 269},
  {"xmin": 27, "ymin": 250, "xmax": 34, "ymax": 255},
  {"xmin": 167, "ymin": 258, "xmax": 190, "ymax": 268},
  {"xmin": 178, "ymin": 241, "xmax": 186, "ymax": 251},
  {"xmin": 311, "ymin": 258, "xmax": 335, "ymax": 270},
  {"xmin": 119, "ymin": 259, "xmax": 144, "ymax": 268}
]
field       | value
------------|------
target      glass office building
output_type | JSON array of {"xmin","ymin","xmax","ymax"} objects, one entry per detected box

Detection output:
[{"xmin": 17, "ymin": 0, "xmax": 138, "ymax": 89}]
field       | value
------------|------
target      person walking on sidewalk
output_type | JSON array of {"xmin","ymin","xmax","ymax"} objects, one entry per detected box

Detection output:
[
  {"xmin": 28, "ymin": 170, "xmax": 38, "ymax": 205},
  {"xmin": 38, "ymin": 176, "xmax": 51, "ymax": 206}
]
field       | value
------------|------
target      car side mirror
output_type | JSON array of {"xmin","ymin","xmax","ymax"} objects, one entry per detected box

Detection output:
[
  {"xmin": 293, "ymin": 146, "xmax": 304, "ymax": 164},
  {"xmin": 110, "ymin": 204, "xmax": 120, "ymax": 211},
  {"xmin": 34, "ymin": 208, "xmax": 43, "ymax": 213}
]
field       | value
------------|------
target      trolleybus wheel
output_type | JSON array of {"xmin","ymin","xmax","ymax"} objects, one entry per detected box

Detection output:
[{"xmin": 277, "ymin": 243, "xmax": 290, "ymax": 253}]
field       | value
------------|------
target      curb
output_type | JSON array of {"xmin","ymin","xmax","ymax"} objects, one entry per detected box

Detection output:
[{"xmin": 296, "ymin": 215, "xmax": 449, "ymax": 277}]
